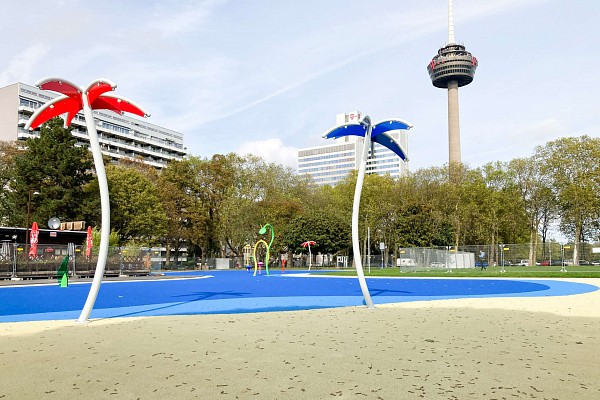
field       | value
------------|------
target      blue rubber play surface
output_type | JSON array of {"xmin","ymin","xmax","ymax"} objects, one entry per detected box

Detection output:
[{"xmin": 0, "ymin": 270, "xmax": 597, "ymax": 323}]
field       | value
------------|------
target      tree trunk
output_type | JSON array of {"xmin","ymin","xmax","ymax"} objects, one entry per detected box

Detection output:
[
  {"xmin": 165, "ymin": 241, "xmax": 171, "ymax": 267},
  {"xmin": 574, "ymin": 222, "xmax": 582, "ymax": 266},
  {"xmin": 173, "ymin": 239, "xmax": 180, "ymax": 266},
  {"xmin": 362, "ymin": 231, "xmax": 367, "ymax": 265},
  {"xmin": 528, "ymin": 229, "xmax": 536, "ymax": 266}
]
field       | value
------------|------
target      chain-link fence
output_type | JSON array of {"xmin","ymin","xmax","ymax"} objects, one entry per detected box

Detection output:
[
  {"xmin": 394, "ymin": 243, "xmax": 600, "ymax": 270},
  {"xmin": 247, "ymin": 242, "xmax": 600, "ymax": 272},
  {"xmin": 336, "ymin": 242, "xmax": 600, "ymax": 272},
  {"xmin": 396, "ymin": 246, "xmax": 474, "ymax": 271},
  {"xmin": 454, "ymin": 243, "xmax": 600, "ymax": 267}
]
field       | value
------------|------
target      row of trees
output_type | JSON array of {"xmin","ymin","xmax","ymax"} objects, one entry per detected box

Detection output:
[{"xmin": 2, "ymin": 118, "xmax": 600, "ymax": 264}]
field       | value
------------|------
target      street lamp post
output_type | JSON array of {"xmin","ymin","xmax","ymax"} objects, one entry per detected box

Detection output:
[
  {"xmin": 367, "ymin": 227, "xmax": 371, "ymax": 274},
  {"xmin": 499, "ymin": 244, "xmax": 505, "ymax": 273},
  {"xmin": 25, "ymin": 189, "xmax": 39, "ymax": 251},
  {"xmin": 561, "ymin": 244, "xmax": 568, "ymax": 273}
]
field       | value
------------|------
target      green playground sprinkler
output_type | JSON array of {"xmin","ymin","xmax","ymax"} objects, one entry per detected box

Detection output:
[{"xmin": 258, "ymin": 223, "xmax": 274, "ymax": 275}]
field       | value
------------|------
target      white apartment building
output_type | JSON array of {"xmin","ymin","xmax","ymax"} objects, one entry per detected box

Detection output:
[
  {"xmin": 0, "ymin": 82, "xmax": 185, "ymax": 168},
  {"xmin": 297, "ymin": 113, "xmax": 409, "ymax": 186}
]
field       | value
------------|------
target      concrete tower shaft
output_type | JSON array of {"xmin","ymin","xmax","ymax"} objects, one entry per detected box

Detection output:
[
  {"xmin": 447, "ymin": 80, "xmax": 460, "ymax": 163},
  {"xmin": 427, "ymin": 0, "xmax": 477, "ymax": 165}
]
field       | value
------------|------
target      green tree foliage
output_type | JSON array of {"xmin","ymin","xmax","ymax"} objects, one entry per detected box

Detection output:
[
  {"xmin": 88, "ymin": 163, "xmax": 167, "ymax": 243},
  {"xmin": 196, "ymin": 154, "xmax": 237, "ymax": 257},
  {"xmin": 285, "ymin": 208, "xmax": 350, "ymax": 254},
  {"xmin": 7, "ymin": 118, "xmax": 93, "ymax": 227},
  {"xmin": 157, "ymin": 157, "xmax": 208, "ymax": 262},
  {"xmin": 0, "ymin": 141, "xmax": 24, "ymax": 225},
  {"xmin": 217, "ymin": 153, "xmax": 310, "ymax": 257},
  {"xmin": 90, "ymin": 227, "xmax": 120, "ymax": 248},
  {"xmin": 536, "ymin": 135, "xmax": 600, "ymax": 263},
  {"xmin": 6, "ymin": 127, "xmax": 600, "ymax": 258},
  {"xmin": 507, "ymin": 157, "xmax": 555, "ymax": 262}
]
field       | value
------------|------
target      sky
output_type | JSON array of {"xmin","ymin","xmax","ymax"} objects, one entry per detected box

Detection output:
[{"xmin": 1, "ymin": 0, "xmax": 599, "ymax": 172}]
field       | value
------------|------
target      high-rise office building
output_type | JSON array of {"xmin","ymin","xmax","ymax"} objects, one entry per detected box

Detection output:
[
  {"xmin": 297, "ymin": 112, "xmax": 409, "ymax": 186},
  {"xmin": 0, "ymin": 82, "xmax": 185, "ymax": 168}
]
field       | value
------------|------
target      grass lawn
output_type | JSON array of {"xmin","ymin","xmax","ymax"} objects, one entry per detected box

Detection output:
[{"xmin": 324, "ymin": 265, "xmax": 600, "ymax": 278}]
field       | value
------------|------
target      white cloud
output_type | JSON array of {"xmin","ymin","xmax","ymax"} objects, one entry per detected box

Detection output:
[
  {"xmin": 463, "ymin": 118, "xmax": 572, "ymax": 167},
  {"xmin": 0, "ymin": 45, "xmax": 50, "ymax": 87},
  {"xmin": 150, "ymin": 0, "xmax": 226, "ymax": 37},
  {"xmin": 182, "ymin": 0, "xmax": 546, "ymax": 131},
  {"xmin": 236, "ymin": 138, "xmax": 298, "ymax": 169},
  {"xmin": 1, "ymin": 0, "xmax": 593, "ymax": 173},
  {"xmin": 509, "ymin": 118, "xmax": 569, "ymax": 141}
]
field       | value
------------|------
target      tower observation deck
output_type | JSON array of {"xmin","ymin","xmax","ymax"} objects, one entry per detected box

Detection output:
[
  {"xmin": 427, "ymin": 43, "xmax": 478, "ymax": 89},
  {"xmin": 427, "ymin": 0, "xmax": 477, "ymax": 165}
]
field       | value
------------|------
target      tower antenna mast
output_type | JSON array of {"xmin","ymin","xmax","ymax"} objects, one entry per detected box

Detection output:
[{"xmin": 448, "ymin": 0, "xmax": 455, "ymax": 44}]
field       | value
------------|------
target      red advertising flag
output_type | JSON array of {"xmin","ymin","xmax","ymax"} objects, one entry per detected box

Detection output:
[
  {"xmin": 29, "ymin": 221, "xmax": 39, "ymax": 257},
  {"xmin": 86, "ymin": 226, "xmax": 93, "ymax": 257}
]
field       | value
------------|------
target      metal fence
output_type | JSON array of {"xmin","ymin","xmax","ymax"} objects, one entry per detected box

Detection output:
[
  {"xmin": 396, "ymin": 243, "xmax": 600, "ymax": 270},
  {"xmin": 0, "ymin": 243, "xmax": 153, "ymax": 280},
  {"xmin": 295, "ymin": 242, "xmax": 600, "ymax": 271},
  {"xmin": 4, "ymin": 241, "xmax": 598, "ymax": 279},
  {"xmin": 455, "ymin": 242, "xmax": 600, "ymax": 267}
]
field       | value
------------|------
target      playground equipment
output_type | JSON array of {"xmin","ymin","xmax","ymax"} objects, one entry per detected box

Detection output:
[
  {"xmin": 57, "ymin": 256, "xmax": 69, "ymax": 287},
  {"xmin": 323, "ymin": 113, "xmax": 412, "ymax": 308},
  {"xmin": 253, "ymin": 239, "xmax": 269, "ymax": 276},
  {"xmin": 25, "ymin": 77, "xmax": 150, "ymax": 322},
  {"xmin": 251, "ymin": 224, "xmax": 275, "ymax": 276},
  {"xmin": 243, "ymin": 244, "xmax": 252, "ymax": 271},
  {"xmin": 301, "ymin": 240, "xmax": 317, "ymax": 270},
  {"xmin": 258, "ymin": 223, "xmax": 274, "ymax": 271}
]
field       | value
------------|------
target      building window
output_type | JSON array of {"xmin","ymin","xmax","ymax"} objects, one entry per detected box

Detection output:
[{"xmin": 19, "ymin": 97, "xmax": 40, "ymax": 109}]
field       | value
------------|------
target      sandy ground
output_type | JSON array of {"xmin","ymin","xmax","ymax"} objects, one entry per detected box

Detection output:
[{"xmin": 1, "ymin": 278, "xmax": 599, "ymax": 399}]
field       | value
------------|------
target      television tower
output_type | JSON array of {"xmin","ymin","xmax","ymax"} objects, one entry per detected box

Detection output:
[{"xmin": 427, "ymin": 0, "xmax": 478, "ymax": 165}]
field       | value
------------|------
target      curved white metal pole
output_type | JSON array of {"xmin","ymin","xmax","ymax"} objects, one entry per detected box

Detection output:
[
  {"xmin": 78, "ymin": 94, "xmax": 110, "ymax": 323},
  {"xmin": 352, "ymin": 118, "xmax": 374, "ymax": 309}
]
